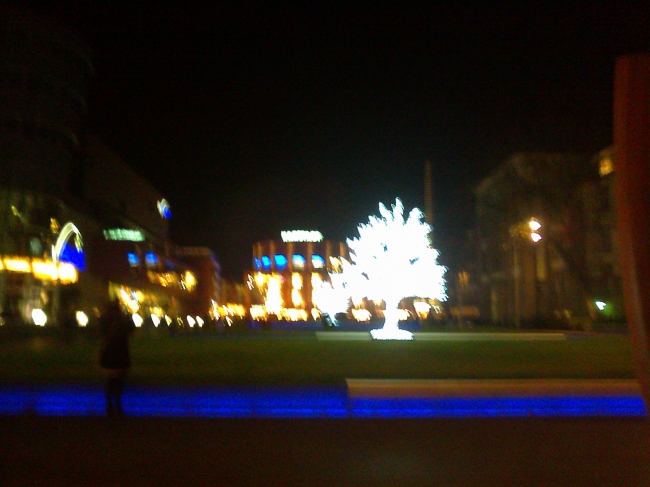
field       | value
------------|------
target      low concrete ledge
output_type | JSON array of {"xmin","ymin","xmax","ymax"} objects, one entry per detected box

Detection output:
[
  {"xmin": 346, "ymin": 378, "xmax": 642, "ymax": 398},
  {"xmin": 412, "ymin": 332, "xmax": 567, "ymax": 341}
]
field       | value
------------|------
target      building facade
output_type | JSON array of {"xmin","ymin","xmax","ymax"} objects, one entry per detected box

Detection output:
[
  {"xmin": 0, "ymin": 8, "xmax": 220, "ymax": 328},
  {"xmin": 475, "ymin": 151, "xmax": 623, "ymax": 329},
  {"xmin": 246, "ymin": 231, "xmax": 348, "ymax": 321}
]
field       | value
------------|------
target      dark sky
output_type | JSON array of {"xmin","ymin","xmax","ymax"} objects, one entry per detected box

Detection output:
[{"xmin": 23, "ymin": 2, "xmax": 650, "ymax": 279}]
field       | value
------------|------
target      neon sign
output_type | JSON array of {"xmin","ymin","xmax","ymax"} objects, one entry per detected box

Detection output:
[
  {"xmin": 103, "ymin": 229, "xmax": 144, "ymax": 242},
  {"xmin": 281, "ymin": 230, "xmax": 323, "ymax": 243},
  {"xmin": 157, "ymin": 199, "xmax": 172, "ymax": 219}
]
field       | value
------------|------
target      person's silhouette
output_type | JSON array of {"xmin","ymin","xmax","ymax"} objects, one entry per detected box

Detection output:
[{"xmin": 99, "ymin": 301, "xmax": 134, "ymax": 416}]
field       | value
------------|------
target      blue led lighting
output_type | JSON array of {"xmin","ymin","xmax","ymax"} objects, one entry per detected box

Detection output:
[
  {"xmin": 312, "ymin": 254, "xmax": 325, "ymax": 268},
  {"xmin": 261, "ymin": 256, "xmax": 271, "ymax": 268},
  {"xmin": 292, "ymin": 254, "xmax": 306, "ymax": 268},
  {"xmin": 0, "ymin": 385, "xmax": 646, "ymax": 418},
  {"xmin": 274, "ymin": 254, "xmax": 288, "ymax": 270},
  {"xmin": 59, "ymin": 243, "xmax": 86, "ymax": 271},
  {"xmin": 254, "ymin": 258, "xmax": 261, "ymax": 270},
  {"xmin": 145, "ymin": 252, "xmax": 158, "ymax": 265},
  {"xmin": 127, "ymin": 252, "xmax": 140, "ymax": 266}
]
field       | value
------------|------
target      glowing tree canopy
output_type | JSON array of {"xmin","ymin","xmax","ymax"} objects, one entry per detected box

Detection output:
[{"xmin": 321, "ymin": 198, "xmax": 447, "ymax": 340}]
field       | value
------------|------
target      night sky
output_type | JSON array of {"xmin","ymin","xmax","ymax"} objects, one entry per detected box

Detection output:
[{"xmin": 22, "ymin": 2, "xmax": 650, "ymax": 279}]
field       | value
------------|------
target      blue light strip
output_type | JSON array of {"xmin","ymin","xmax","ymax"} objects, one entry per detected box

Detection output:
[{"xmin": 0, "ymin": 385, "xmax": 646, "ymax": 418}]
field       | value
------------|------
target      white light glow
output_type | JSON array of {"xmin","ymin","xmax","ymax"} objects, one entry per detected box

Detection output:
[
  {"xmin": 281, "ymin": 230, "xmax": 324, "ymax": 243},
  {"xmin": 197, "ymin": 316, "xmax": 204, "ymax": 327},
  {"xmin": 595, "ymin": 301, "xmax": 607, "ymax": 311},
  {"xmin": 531, "ymin": 232, "xmax": 542, "ymax": 243},
  {"xmin": 320, "ymin": 198, "xmax": 446, "ymax": 339},
  {"xmin": 529, "ymin": 219, "xmax": 542, "ymax": 231},
  {"xmin": 132, "ymin": 314, "xmax": 144, "ymax": 327},
  {"xmin": 414, "ymin": 301, "xmax": 431, "ymax": 317},
  {"xmin": 151, "ymin": 314, "xmax": 161, "ymax": 327},
  {"xmin": 76, "ymin": 311, "xmax": 89, "ymax": 327},
  {"xmin": 32, "ymin": 309, "xmax": 47, "ymax": 326},
  {"xmin": 370, "ymin": 327, "xmax": 414, "ymax": 340},
  {"xmin": 165, "ymin": 315, "xmax": 172, "ymax": 325},
  {"xmin": 187, "ymin": 316, "xmax": 196, "ymax": 327}
]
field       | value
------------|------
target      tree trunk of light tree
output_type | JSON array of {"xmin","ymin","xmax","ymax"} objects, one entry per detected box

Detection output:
[{"xmin": 613, "ymin": 54, "xmax": 650, "ymax": 407}]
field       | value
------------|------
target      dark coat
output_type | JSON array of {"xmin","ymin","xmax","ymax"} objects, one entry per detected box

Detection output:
[{"xmin": 99, "ymin": 304, "xmax": 134, "ymax": 370}]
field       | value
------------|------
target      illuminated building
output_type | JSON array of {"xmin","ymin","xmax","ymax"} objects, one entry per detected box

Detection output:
[
  {"xmin": 246, "ymin": 231, "xmax": 348, "ymax": 321},
  {"xmin": 0, "ymin": 9, "xmax": 220, "ymax": 326},
  {"xmin": 476, "ymin": 150, "xmax": 624, "ymax": 329}
]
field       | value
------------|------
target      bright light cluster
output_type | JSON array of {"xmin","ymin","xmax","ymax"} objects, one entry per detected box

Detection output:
[
  {"xmin": 320, "ymin": 198, "xmax": 447, "ymax": 339},
  {"xmin": 0, "ymin": 257, "xmax": 78, "ymax": 284}
]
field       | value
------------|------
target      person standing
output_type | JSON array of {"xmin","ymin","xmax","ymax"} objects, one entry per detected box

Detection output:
[{"xmin": 99, "ymin": 301, "xmax": 135, "ymax": 416}]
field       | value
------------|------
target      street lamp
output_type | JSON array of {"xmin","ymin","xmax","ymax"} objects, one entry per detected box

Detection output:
[
  {"xmin": 529, "ymin": 219, "xmax": 542, "ymax": 243},
  {"xmin": 510, "ymin": 218, "xmax": 543, "ymax": 328}
]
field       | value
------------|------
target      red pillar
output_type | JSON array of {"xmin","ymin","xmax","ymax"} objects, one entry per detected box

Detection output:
[{"xmin": 614, "ymin": 54, "xmax": 650, "ymax": 406}]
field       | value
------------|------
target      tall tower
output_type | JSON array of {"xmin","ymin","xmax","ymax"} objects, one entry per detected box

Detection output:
[{"xmin": 424, "ymin": 160, "xmax": 434, "ymax": 245}]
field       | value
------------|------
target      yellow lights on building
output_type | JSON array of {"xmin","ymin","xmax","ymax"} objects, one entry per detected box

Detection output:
[
  {"xmin": 250, "ymin": 305, "xmax": 266, "ymax": 320},
  {"xmin": 184, "ymin": 271, "xmax": 197, "ymax": 291},
  {"xmin": 119, "ymin": 288, "xmax": 140, "ymax": 313},
  {"xmin": 329, "ymin": 256, "xmax": 342, "ymax": 272},
  {"xmin": 3, "ymin": 258, "xmax": 31, "ymax": 273},
  {"xmin": 266, "ymin": 275, "xmax": 283, "ymax": 315},
  {"xmin": 351, "ymin": 308, "xmax": 372, "ymax": 322},
  {"xmin": 282, "ymin": 308, "xmax": 308, "ymax": 321},
  {"xmin": 217, "ymin": 304, "xmax": 246, "ymax": 318},
  {"xmin": 146, "ymin": 270, "xmax": 196, "ymax": 292},
  {"xmin": 292, "ymin": 273, "xmax": 303, "ymax": 307},
  {"xmin": 0, "ymin": 257, "xmax": 78, "ymax": 284},
  {"xmin": 599, "ymin": 156, "xmax": 614, "ymax": 177}
]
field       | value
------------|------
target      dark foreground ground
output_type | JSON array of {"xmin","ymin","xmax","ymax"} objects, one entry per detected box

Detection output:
[{"xmin": 2, "ymin": 416, "xmax": 649, "ymax": 486}]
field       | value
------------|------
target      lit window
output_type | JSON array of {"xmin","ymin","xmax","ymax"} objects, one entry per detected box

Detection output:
[
  {"xmin": 599, "ymin": 157, "xmax": 614, "ymax": 177},
  {"xmin": 274, "ymin": 254, "xmax": 288, "ymax": 270},
  {"xmin": 127, "ymin": 253, "xmax": 139, "ymax": 266},
  {"xmin": 312, "ymin": 254, "xmax": 325, "ymax": 269},
  {"xmin": 261, "ymin": 256, "xmax": 272, "ymax": 269},
  {"xmin": 145, "ymin": 252, "xmax": 158, "ymax": 266},
  {"xmin": 292, "ymin": 254, "xmax": 306, "ymax": 269}
]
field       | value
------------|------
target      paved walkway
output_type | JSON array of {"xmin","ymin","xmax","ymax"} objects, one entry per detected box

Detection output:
[{"xmin": 2, "ymin": 416, "xmax": 650, "ymax": 486}]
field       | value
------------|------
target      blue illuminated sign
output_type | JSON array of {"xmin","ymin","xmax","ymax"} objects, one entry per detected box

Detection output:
[
  {"xmin": 261, "ymin": 256, "xmax": 271, "ymax": 269},
  {"xmin": 274, "ymin": 254, "xmax": 288, "ymax": 270},
  {"xmin": 59, "ymin": 243, "xmax": 86, "ymax": 271},
  {"xmin": 145, "ymin": 253, "xmax": 158, "ymax": 266},
  {"xmin": 157, "ymin": 199, "xmax": 172, "ymax": 219}
]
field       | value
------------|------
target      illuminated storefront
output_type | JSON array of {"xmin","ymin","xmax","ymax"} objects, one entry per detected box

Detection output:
[{"xmin": 246, "ymin": 231, "xmax": 348, "ymax": 321}]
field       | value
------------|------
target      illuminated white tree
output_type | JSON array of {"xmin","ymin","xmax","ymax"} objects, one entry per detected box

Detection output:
[{"xmin": 322, "ymin": 198, "xmax": 447, "ymax": 339}]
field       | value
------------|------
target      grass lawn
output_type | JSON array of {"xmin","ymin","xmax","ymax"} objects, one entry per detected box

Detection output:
[{"xmin": 0, "ymin": 331, "xmax": 636, "ymax": 386}]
